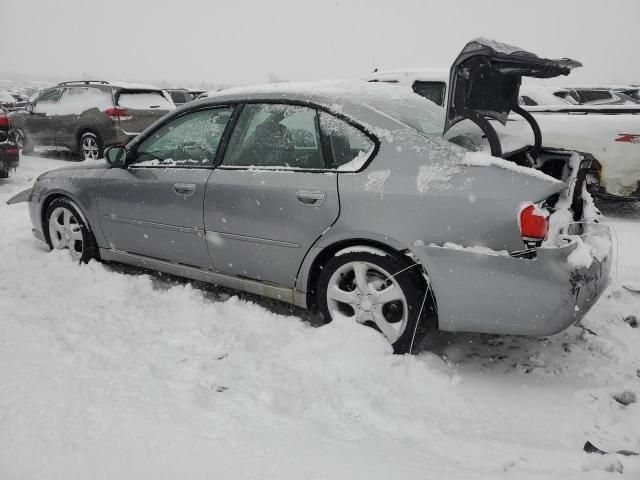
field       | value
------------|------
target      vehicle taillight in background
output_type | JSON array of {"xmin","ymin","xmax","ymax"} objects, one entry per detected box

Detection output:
[
  {"xmin": 104, "ymin": 107, "xmax": 132, "ymax": 121},
  {"xmin": 519, "ymin": 203, "xmax": 549, "ymax": 247},
  {"xmin": 0, "ymin": 111, "xmax": 10, "ymax": 127}
]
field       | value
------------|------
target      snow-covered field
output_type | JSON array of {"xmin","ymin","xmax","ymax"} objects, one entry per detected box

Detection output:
[{"xmin": 1, "ymin": 155, "xmax": 639, "ymax": 479}]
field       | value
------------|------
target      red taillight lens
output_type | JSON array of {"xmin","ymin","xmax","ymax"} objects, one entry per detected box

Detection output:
[
  {"xmin": 6, "ymin": 147, "xmax": 18, "ymax": 155},
  {"xmin": 104, "ymin": 106, "xmax": 131, "ymax": 120},
  {"xmin": 0, "ymin": 113, "xmax": 9, "ymax": 127},
  {"xmin": 520, "ymin": 204, "xmax": 549, "ymax": 241}
]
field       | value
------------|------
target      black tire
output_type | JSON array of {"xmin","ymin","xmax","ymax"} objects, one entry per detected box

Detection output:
[
  {"xmin": 78, "ymin": 132, "xmax": 103, "ymax": 161},
  {"xmin": 17, "ymin": 131, "xmax": 33, "ymax": 154},
  {"xmin": 0, "ymin": 169, "xmax": 8, "ymax": 179},
  {"xmin": 316, "ymin": 251, "xmax": 435, "ymax": 354},
  {"xmin": 44, "ymin": 197, "xmax": 98, "ymax": 263}
]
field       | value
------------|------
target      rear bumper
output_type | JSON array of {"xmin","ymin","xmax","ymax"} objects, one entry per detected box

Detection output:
[{"xmin": 412, "ymin": 224, "xmax": 612, "ymax": 336}]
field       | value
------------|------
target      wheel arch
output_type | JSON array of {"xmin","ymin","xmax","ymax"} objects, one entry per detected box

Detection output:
[
  {"xmin": 41, "ymin": 192, "xmax": 93, "ymax": 246},
  {"xmin": 302, "ymin": 235, "xmax": 425, "ymax": 309}
]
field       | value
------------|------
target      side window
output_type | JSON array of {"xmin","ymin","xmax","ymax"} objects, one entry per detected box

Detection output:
[
  {"xmin": 223, "ymin": 104, "xmax": 324, "ymax": 169},
  {"xmin": 33, "ymin": 88, "xmax": 63, "ymax": 113},
  {"xmin": 412, "ymin": 81, "xmax": 447, "ymax": 106},
  {"xmin": 133, "ymin": 107, "xmax": 233, "ymax": 167},
  {"xmin": 519, "ymin": 95, "xmax": 538, "ymax": 106},
  {"xmin": 318, "ymin": 111, "xmax": 374, "ymax": 171},
  {"xmin": 56, "ymin": 87, "xmax": 112, "ymax": 114}
]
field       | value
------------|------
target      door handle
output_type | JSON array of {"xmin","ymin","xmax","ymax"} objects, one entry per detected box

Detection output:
[
  {"xmin": 173, "ymin": 183, "xmax": 196, "ymax": 196},
  {"xmin": 296, "ymin": 190, "xmax": 327, "ymax": 206}
]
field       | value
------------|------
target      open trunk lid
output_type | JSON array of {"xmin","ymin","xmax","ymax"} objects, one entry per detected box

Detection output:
[
  {"xmin": 114, "ymin": 89, "xmax": 174, "ymax": 135},
  {"xmin": 444, "ymin": 38, "xmax": 581, "ymax": 157}
]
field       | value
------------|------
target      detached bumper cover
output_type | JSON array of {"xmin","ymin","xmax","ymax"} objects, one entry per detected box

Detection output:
[{"xmin": 411, "ymin": 224, "xmax": 612, "ymax": 336}]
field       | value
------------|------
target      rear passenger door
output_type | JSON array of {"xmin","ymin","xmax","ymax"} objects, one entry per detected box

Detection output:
[
  {"xmin": 53, "ymin": 86, "xmax": 113, "ymax": 151},
  {"xmin": 204, "ymin": 103, "xmax": 375, "ymax": 288}
]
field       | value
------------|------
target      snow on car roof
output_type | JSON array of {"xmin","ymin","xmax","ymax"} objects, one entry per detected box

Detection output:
[
  {"xmin": 362, "ymin": 69, "xmax": 448, "ymax": 85},
  {"xmin": 106, "ymin": 80, "xmax": 163, "ymax": 90},
  {"xmin": 203, "ymin": 79, "xmax": 437, "ymax": 110}
]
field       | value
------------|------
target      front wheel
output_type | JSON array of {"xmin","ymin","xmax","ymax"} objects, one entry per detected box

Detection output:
[
  {"xmin": 45, "ymin": 198, "xmax": 98, "ymax": 263},
  {"xmin": 316, "ymin": 251, "xmax": 435, "ymax": 354}
]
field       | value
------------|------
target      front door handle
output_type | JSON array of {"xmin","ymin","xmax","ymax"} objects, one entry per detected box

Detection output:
[
  {"xmin": 174, "ymin": 183, "xmax": 196, "ymax": 196},
  {"xmin": 296, "ymin": 190, "xmax": 327, "ymax": 206}
]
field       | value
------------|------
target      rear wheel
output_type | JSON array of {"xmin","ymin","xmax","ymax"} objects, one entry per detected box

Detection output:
[
  {"xmin": 79, "ymin": 132, "xmax": 102, "ymax": 160},
  {"xmin": 45, "ymin": 198, "xmax": 98, "ymax": 263},
  {"xmin": 316, "ymin": 251, "xmax": 435, "ymax": 354}
]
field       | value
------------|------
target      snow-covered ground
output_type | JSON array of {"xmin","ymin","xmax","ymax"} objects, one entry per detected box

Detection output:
[{"xmin": 1, "ymin": 155, "xmax": 639, "ymax": 479}]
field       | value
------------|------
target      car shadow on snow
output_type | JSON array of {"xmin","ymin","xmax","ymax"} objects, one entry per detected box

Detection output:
[
  {"xmin": 104, "ymin": 260, "xmax": 598, "ymax": 370},
  {"xmin": 104, "ymin": 261, "xmax": 325, "ymax": 327}
]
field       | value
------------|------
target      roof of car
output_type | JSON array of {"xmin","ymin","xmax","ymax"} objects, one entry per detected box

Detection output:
[
  {"xmin": 362, "ymin": 69, "xmax": 449, "ymax": 85},
  {"xmin": 57, "ymin": 80, "xmax": 162, "ymax": 90},
  {"xmin": 198, "ymin": 80, "xmax": 425, "ymax": 110}
]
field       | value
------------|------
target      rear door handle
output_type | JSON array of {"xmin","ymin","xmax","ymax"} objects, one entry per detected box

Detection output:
[
  {"xmin": 296, "ymin": 190, "xmax": 327, "ymax": 206},
  {"xmin": 174, "ymin": 183, "xmax": 196, "ymax": 196}
]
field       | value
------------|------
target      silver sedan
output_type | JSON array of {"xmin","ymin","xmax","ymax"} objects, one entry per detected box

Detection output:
[{"xmin": 18, "ymin": 81, "xmax": 611, "ymax": 353}]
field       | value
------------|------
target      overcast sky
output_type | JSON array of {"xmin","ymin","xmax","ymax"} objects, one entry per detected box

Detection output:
[{"xmin": 2, "ymin": 0, "xmax": 639, "ymax": 87}]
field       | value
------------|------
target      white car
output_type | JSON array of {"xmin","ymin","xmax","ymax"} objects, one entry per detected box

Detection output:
[{"xmin": 365, "ymin": 41, "xmax": 640, "ymax": 200}]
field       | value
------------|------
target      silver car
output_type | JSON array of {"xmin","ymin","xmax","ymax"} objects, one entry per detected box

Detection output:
[{"xmin": 15, "ymin": 77, "xmax": 611, "ymax": 353}]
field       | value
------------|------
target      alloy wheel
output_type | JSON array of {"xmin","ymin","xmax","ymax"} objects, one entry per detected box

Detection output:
[
  {"xmin": 326, "ymin": 260, "xmax": 409, "ymax": 343},
  {"xmin": 48, "ymin": 206, "xmax": 84, "ymax": 261},
  {"xmin": 81, "ymin": 135, "xmax": 99, "ymax": 160}
]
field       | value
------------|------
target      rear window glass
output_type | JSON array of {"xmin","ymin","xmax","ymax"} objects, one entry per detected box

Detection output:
[
  {"xmin": 117, "ymin": 91, "xmax": 173, "ymax": 110},
  {"xmin": 412, "ymin": 81, "xmax": 446, "ymax": 107}
]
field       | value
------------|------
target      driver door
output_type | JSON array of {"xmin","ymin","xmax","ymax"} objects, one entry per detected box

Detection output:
[
  {"xmin": 26, "ymin": 87, "xmax": 63, "ymax": 148},
  {"xmin": 97, "ymin": 106, "xmax": 234, "ymax": 267}
]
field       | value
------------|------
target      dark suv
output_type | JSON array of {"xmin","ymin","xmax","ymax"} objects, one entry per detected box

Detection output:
[
  {"xmin": 0, "ymin": 105, "xmax": 19, "ymax": 177},
  {"xmin": 12, "ymin": 81, "xmax": 175, "ymax": 160}
]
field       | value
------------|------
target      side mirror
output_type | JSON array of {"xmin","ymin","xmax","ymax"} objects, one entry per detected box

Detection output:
[
  {"xmin": 25, "ymin": 103, "xmax": 34, "ymax": 113},
  {"xmin": 104, "ymin": 145, "xmax": 128, "ymax": 167}
]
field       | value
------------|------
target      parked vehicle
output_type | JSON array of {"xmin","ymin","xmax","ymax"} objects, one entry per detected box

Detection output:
[
  {"xmin": 0, "ymin": 105, "xmax": 19, "ymax": 178},
  {"xmin": 165, "ymin": 88, "xmax": 194, "ymax": 106},
  {"xmin": 11, "ymin": 80, "xmax": 175, "ymax": 160},
  {"xmin": 365, "ymin": 40, "xmax": 640, "ymax": 200},
  {"xmin": 0, "ymin": 90, "xmax": 21, "ymax": 111},
  {"xmin": 11, "ymin": 62, "xmax": 611, "ymax": 352},
  {"xmin": 520, "ymin": 86, "xmax": 640, "ymax": 106}
]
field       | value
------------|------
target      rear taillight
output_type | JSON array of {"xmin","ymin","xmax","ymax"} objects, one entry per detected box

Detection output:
[
  {"xmin": 5, "ymin": 147, "xmax": 18, "ymax": 155},
  {"xmin": 519, "ymin": 203, "xmax": 549, "ymax": 244},
  {"xmin": 0, "ymin": 112, "xmax": 10, "ymax": 127},
  {"xmin": 104, "ymin": 106, "xmax": 132, "ymax": 121}
]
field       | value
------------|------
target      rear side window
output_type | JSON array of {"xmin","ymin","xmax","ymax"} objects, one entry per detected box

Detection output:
[
  {"xmin": 519, "ymin": 95, "xmax": 537, "ymax": 106},
  {"xmin": 53, "ymin": 87, "xmax": 113, "ymax": 115},
  {"xmin": 222, "ymin": 104, "xmax": 325, "ymax": 169},
  {"xmin": 318, "ymin": 111, "xmax": 374, "ymax": 171},
  {"xmin": 133, "ymin": 107, "xmax": 233, "ymax": 167},
  {"xmin": 412, "ymin": 81, "xmax": 447, "ymax": 106},
  {"xmin": 117, "ymin": 91, "xmax": 173, "ymax": 110},
  {"xmin": 576, "ymin": 90, "xmax": 614, "ymax": 103}
]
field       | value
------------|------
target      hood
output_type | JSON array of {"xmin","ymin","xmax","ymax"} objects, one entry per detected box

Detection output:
[
  {"xmin": 444, "ymin": 38, "xmax": 581, "ymax": 138},
  {"xmin": 42, "ymin": 160, "xmax": 109, "ymax": 178}
]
